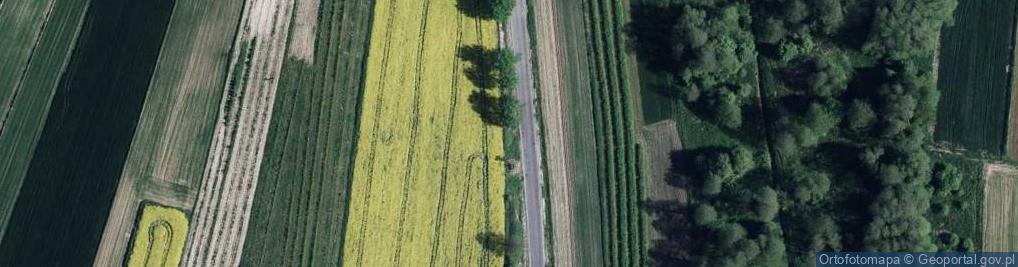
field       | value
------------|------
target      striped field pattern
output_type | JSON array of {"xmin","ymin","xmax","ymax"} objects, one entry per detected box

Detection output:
[{"xmin": 341, "ymin": 0, "xmax": 507, "ymax": 266}]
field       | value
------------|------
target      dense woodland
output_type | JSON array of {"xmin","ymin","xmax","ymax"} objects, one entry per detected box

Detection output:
[{"xmin": 630, "ymin": 0, "xmax": 960, "ymax": 266}]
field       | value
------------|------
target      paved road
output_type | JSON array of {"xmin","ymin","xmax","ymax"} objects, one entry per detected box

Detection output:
[{"xmin": 505, "ymin": 0, "xmax": 546, "ymax": 266}]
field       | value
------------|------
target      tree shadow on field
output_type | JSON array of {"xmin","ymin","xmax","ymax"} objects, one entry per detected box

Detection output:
[
  {"xmin": 469, "ymin": 90, "xmax": 503, "ymax": 126},
  {"xmin": 458, "ymin": 45, "xmax": 496, "ymax": 90},
  {"xmin": 475, "ymin": 232, "xmax": 508, "ymax": 255},
  {"xmin": 625, "ymin": 2, "xmax": 680, "ymax": 73},
  {"xmin": 456, "ymin": 0, "xmax": 494, "ymax": 20}
]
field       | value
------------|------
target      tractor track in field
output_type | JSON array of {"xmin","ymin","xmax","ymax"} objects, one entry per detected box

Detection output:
[
  {"xmin": 454, "ymin": 154, "xmax": 482, "ymax": 267},
  {"xmin": 472, "ymin": 14, "xmax": 495, "ymax": 267},
  {"xmin": 428, "ymin": 12, "xmax": 465, "ymax": 267},
  {"xmin": 391, "ymin": 0, "xmax": 432, "ymax": 264},
  {"xmin": 352, "ymin": 0, "xmax": 398, "ymax": 264},
  {"xmin": 140, "ymin": 220, "xmax": 175, "ymax": 267}
]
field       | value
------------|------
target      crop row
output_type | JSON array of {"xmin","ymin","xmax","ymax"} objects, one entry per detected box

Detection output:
[{"xmin": 582, "ymin": 0, "xmax": 646, "ymax": 266}]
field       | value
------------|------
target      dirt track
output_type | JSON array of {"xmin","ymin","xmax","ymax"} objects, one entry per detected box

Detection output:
[
  {"xmin": 532, "ymin": 0, "xmax": 577, "ymax": 265},
  {"xmin": 181, "ymin": 0, "xmax": 293, "ymax": 265}
]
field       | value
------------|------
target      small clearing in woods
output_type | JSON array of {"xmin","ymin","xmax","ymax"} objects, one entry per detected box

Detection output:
[
  {"xmin": 981, "ymin": 162, "xmax": 1018, "ymax": 251},
  {"xmin": 641, "ymin": 120, "xmax": 685, "ymax": 203},
  {"xmin": 641, "ymin": 120, "xmax": 685, "ymax": 242}
]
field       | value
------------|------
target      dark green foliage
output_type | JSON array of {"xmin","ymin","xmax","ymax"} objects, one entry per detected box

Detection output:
[
  {"xmin": 845, "ymin": 100, "xmax": 876, "ymax": 131},
  {"xmin": 491, "ymin": 0, "xmax": 515, "ymax": 23},
  {"xmin": 638, "ymin": 0, "xmax": 960, "ymax": 265},
  {"xmin": 932, "ymin": 162, "xmax": 963, "ymax": 198},
  {"xmin": 754, "ymin": 187, "xmax": 780, "ymax": 221},
  {"xmin": 693, "ymin": 204, "xmax": 718, "ymax": 226},
  {"xmin": 456, "ymin": 0, "xmax": 515, "ymax": 23},
  {"xmin": 494, "ymin": 49, "xmax": 520, "ymax": 91},
  {"xmin": 459, "ymin": 46, "xmax": 521, "ymax": 128},
  {"xmin": 780, "ymin": 165, "xmax": 831, "ymax": 204},
  {"xmin": 862, "ymin": 0, "xmax": 958, "ymax": 60},
  {"xmin": 500, "ymin": 95, "xmax": 521, "ymax": 128},
  {"xmin": 633, "ymin": 0, "xmax": 757, "ymax": 129}
]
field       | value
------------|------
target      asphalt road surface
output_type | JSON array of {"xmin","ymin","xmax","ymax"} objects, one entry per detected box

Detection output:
[{"xmin": 505, "ymin": 0, "xmax": 546, "ymax": 266}]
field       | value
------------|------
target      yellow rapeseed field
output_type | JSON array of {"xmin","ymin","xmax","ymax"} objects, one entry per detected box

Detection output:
[
  {"xmin": 126, "ymin": 204, "xmax": 189, "ymax": 267},
  {"xmin": 342, "ymin": 0, "xmax": 506, "ymax": 266}
]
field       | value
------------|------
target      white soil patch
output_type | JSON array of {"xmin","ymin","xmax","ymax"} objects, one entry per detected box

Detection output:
[{"xmin": 288, "ymin": 0, "xmax": 318, "ymax": 63}]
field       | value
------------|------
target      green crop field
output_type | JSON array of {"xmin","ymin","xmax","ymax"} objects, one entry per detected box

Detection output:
[
  {"xmin": 934, "ymin": 0, "xmax": 1018, "ymax": 156},
  {"xmin": 239, "ymin": 0, "xmax": 373, "ymax": 265},
  {"xmin": 0, "ymin": 0, "xmax": 92, "ymax": 241},
  {"xmin": 553, "ymin": 0, "xmax": 602, "ymax": 264},
  {"xmin": 555, "ymin": 0, "xmax": 646, "ymax": 265},
  {"xmin": 0, "ymin": 0, "xmax": 175, "ymax": 264}
]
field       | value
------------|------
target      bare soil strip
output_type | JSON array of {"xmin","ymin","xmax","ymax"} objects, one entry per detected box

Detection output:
[
  {"xmin": 181, "ymin": 0, "xmax": 293, "ymax": 266},
  {"xmin": 641, "ymin": 120, "xmax": 685, "ymax": 242},
  {"xmin": 533, "ymin": 0, "xmax": 577, "ymax": 265},
  {"xmin": 288, "ymin": 0, "xmax": 319, "ymax": 63},
  {"xmin": 982, "ymin": 162, "xmax": 1017, "ymax": 251}
]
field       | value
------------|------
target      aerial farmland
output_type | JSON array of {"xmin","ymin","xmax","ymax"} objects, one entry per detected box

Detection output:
[
  {"xmin": 341, "ymin": 0, "xmax": 509, "ymax": 265},
  {"xmin": 2, "ymin": 0, "xmax": 1015, "ymax": 266}
]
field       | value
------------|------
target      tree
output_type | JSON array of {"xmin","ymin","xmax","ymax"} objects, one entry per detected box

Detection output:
[
  {"xmin": 803, "ymin": 103, "xmax": 839, "ymax": 138},
  {"xmin": 931, "ymin": 162, "xmax": 962, "ymax": 197},
  {"xmin": 730, "ymin": 146, "xmax": 756, "ymax": 175},
  {"xmin": 755, "ymin": 187, "xmax": 780, "ymax": 221},
  {"xmin": 499, "ymin": 96, "xmax": 521, "ymax": 128},
  {"xmin": 863, "ymin": 0, "xmax": 958, "ymax": 60},
  {"xmin": 846, "ymin": 100, "xmax": 877, "ymax": 131},
  {"xmin": 493, "ymin": 48, "xmax": 520, "ymax": 91},
  {"xmin": 491, "ymin": 0, "xmax": 515, "ymax": 23},
  {"xmin": 715, "ymin": 89, "xmax": 743, "ymax": 128},
  {"xmin": 694, "ymin": 204, "xmax": 718, "ymax": 226},
  {"xmin": 782, "ymin": 166, "xmax": 831, "ymax": 204}
]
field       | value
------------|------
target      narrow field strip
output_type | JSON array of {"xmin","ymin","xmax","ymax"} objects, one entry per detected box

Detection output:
[{"xmin": 182, "ymin": 0, "xmax": 294, "ymax": 265}]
